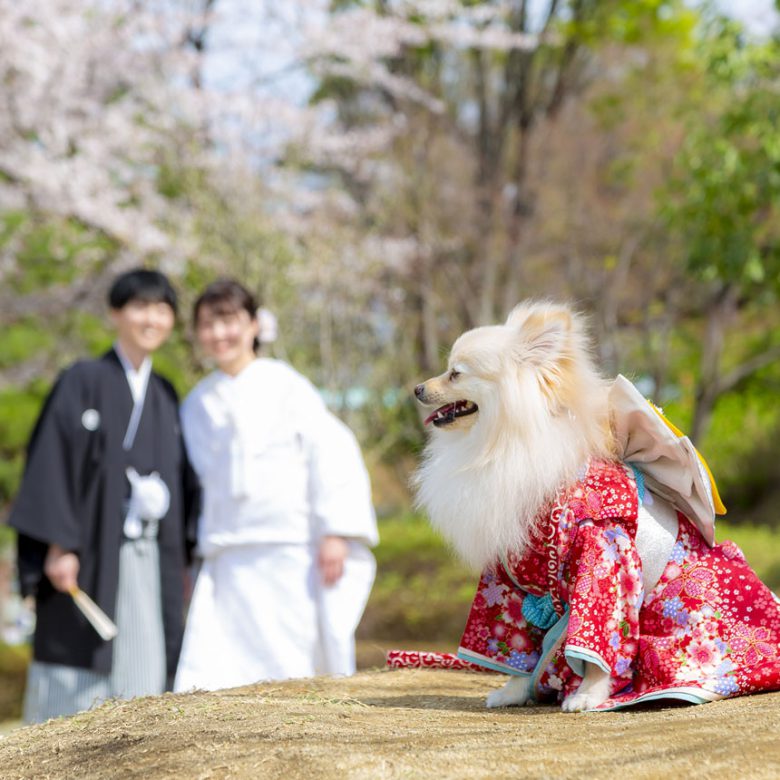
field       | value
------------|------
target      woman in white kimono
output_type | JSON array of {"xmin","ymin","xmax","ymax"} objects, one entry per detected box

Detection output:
[{"xmin": 174, "ymin": 279, "xmax": 378, "ymax": 692}]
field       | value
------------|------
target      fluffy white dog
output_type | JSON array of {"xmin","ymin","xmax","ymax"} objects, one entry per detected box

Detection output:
[
  {"xmin": 411, "ymin": 299, "xmax": 770, "ymax": 714},
  {"xmin": 413, "ymin": 302, "xmax": 616, "ymax": 710}
]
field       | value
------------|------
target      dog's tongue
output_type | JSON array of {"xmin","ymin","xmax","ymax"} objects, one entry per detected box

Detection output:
[{"xmin": 424, "ymin": 403, "xmax": 454, "ymax": 426}]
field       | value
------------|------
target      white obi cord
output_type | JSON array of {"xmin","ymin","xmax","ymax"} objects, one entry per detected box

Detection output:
[{"xmin": 124, "ymin": 467, "xmax": 171, "ymax": 540}]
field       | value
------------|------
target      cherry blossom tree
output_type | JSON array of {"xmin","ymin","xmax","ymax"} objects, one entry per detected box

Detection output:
[{"xmin": 2, "ymin": 0, "xmax": 778, "ymax": 493}]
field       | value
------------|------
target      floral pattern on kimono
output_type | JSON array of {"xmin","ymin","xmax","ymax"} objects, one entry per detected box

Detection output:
[
  {"xmin": 458, "ymin": 461, "xmax": 640, "ymax": 694},
  {"xmin": 596, "ymin": 517, "xmax": 780, "ymax": 709},
  {"xmin": 457, "ymin": 459, "xmax": 780, "ymax": 710}
]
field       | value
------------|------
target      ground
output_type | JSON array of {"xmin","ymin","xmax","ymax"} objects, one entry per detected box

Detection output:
[{"xmin": 1, "ymin": 666, "xmax": 779, "ymax": 779}]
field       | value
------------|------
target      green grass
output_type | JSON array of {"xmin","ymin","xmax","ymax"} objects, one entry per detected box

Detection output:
[
  {"xmin": 358, "ymin": 513, "xmax": 475, "ymax": 643},
  {"xmin": 716, "ymin": 520, "xmax": 780, "ymax": 591},
  {"xmin": 0, "ymin": 643, "xmax": 29, "ymax": 722}
]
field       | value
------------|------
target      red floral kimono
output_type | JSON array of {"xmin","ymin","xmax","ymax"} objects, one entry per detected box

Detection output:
[{"xmin": 457, "ymin": 460, "xmax": 780, "ymax": 710}]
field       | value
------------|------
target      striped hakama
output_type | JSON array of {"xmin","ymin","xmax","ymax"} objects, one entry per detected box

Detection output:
[{"xmin": 23, "ymin": 532, "xmax": 165, "ymax": 723}]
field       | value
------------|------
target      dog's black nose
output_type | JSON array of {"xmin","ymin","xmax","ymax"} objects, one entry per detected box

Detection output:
[{"xmin": 414, "ymin": 384, "xmax": 425, "ymax": 398}]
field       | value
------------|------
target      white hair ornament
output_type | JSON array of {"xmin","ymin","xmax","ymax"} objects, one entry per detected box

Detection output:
[{"xmin": 257, "ymin": 307, "xmax": 278, "ymax": 344}]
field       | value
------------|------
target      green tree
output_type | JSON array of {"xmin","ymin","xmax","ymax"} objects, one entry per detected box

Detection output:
[{"xmin": 661, "ymin": 21, "xmax": 780, "ymax": 442}]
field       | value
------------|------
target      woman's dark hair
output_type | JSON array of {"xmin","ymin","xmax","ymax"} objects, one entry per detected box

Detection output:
[
  {"xmin": 108, "ymin": 268, "xmax": 178, "ymax": 314},
  {"xmin": 193, "ymin": 278, "xmax": 260, "ymax": 352}
]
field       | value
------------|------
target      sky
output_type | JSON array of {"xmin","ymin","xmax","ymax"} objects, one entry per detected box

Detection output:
[
  {"xmin": 715, "ymin": 0, "xmax": 778, "ymax": 35},
  {"xmin": 202, "ymin": 0, "xmax": 780, "ymax": 106}
]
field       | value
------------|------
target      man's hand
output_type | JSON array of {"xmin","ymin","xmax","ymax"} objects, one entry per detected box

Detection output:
[
  {"xmin": 318, "ymin": 536, "xmax": 349, "ymax": 586},
  {"xmin": 44, "ymin": 543, "xmax": 80, "ymax": 593}
]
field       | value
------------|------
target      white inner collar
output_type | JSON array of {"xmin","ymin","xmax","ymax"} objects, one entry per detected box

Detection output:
[{"xmin": 115, "ymin": 343, "xmax": 152, "ymax": 404}]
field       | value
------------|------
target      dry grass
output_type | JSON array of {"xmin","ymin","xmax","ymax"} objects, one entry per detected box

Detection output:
[{"xmin": 1, "ymin": 669, "xmax": 779, "ymax": 779}]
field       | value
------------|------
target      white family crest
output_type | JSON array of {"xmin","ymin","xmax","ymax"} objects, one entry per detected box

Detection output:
[{"xmin": 81, "ymin": 408, "xmax": 101, "ymax": 431}]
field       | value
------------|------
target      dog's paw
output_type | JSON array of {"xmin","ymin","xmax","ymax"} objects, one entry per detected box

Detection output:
[
  {"xmin": 486, "ymin": 675, "xmax": 532, "ymax": 708},
  {"xmin": 561, "ymin": 665, "xmax": 611, "ymax": 713},
  {"xmin": 561, "ymin": 690, "xmax": 606, "ymax": 712}
]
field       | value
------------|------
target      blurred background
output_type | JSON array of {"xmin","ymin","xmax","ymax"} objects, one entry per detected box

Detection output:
[{"xmin": 1, "ymin": 0, "xmax": 780, "ymax": 720}]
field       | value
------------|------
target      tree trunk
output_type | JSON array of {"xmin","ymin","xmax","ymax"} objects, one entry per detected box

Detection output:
[
  {"xmin": 501, "ymin": 121, "xmax": 532, "ymax": 315},
  {"xmin": 471, "ymin": 46, "xmax": 502, "ymax": 326},
  {"xmin": 419, "ymin": 262, "xmax": 440, "ymax": 373},
  {"xmin": 690, "ymin": 283, "xmax": 739, "ymax": 443}
]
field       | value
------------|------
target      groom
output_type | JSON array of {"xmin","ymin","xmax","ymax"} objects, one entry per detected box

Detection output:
[{"xmin": 11, "ymin": 268, "xmax": 200, "ymax": 722}]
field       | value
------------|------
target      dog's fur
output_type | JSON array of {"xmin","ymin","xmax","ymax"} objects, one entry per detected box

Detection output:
[{"xmin": 413, "ymin": 301, "xmax": 618, "ymax": 711}]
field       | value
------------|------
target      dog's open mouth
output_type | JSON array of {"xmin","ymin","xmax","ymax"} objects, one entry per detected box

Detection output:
[{"xmin": 424, "ymin": 400, "xmax": 479, "ymax": 427}]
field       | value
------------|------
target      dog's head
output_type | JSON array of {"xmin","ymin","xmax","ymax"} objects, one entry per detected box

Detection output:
[
  {"xmin": 414, "ymin": 301, "xmax": 598, "ymax": 441},
  {"xmin": 413, "ymin": 300, "xmax": 613, "ymax": 568}
]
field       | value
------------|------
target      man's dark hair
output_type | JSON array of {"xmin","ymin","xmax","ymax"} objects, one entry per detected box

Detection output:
[{"xmin": 108, "ymin": 268, "xmax": 178, "ymax": 314}]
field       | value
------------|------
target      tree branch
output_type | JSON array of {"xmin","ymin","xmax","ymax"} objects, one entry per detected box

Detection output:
[{"xmin": 715, "ymin": 345, "xmax": 780, "ymax": 397}]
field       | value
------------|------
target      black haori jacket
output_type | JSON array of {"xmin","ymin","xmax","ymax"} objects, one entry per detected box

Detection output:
[{"xmin": 10, "ymin": 350, "xmax": 200, "ymax": 684}]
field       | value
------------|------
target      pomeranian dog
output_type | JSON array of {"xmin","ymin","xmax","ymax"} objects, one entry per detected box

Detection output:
[
  {"xmin": 413, "ymin": 302, "xmax": 615, "ymax": 711},
  {"xmin": 412, "ymin": 301, "xmax": 780, "ymax": 713}
]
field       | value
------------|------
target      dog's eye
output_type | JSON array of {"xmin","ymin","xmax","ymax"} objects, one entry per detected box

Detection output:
[{"xmin": 449, "ymin": 369, "xmax": 460, "ymax": 381}]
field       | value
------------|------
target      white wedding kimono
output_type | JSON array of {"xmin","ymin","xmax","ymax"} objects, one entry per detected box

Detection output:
[{"xmin": 173, "ymin": 359, "xmax": 378, "ymax": 692}]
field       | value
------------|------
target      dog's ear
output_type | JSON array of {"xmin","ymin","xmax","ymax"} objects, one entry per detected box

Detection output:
[{"xmin": 507, "ymin": 304, "xmax": 573, "ymax": 366}]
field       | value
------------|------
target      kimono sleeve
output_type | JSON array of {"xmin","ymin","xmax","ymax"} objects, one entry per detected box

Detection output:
[
  {"xmin": 179, "ymin": 391, "xmax": 213, "ymax": 483},
  {"xmin": 289, "ymin": 372, "xmax": 377, "ymax": 546},
  {"xmin": 10, "ymin": 366, "xmax": 91, "ymax": 597},
  {"xmin": 9, "ymin": 366, "xmax": 88, "ymax": 553},
  {"xmin": 564, "ymin": 518, "xmax": 644, "ymax": 689},
  {"xmin": 457, "ymin": 565, "xmax": 545, "ymax": 675},
  {"xmin": 305, "ymin": 411, "xmax": 379, "ymax": 546}
]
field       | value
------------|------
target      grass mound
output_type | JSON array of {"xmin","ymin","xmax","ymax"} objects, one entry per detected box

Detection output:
[{"xmin": 2, "ymin": 669, "xmax": 780, "ymax": 779}]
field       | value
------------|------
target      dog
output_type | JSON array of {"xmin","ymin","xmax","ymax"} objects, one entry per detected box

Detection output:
[{"xmin": 412, "ymin": 301, "xmax": 780, "ymax": 712}]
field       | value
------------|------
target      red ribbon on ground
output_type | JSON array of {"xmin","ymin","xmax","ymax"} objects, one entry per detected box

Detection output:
[{"xmin": 385, "ymin": 649, "xmax": 495, "ymax": 672}]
